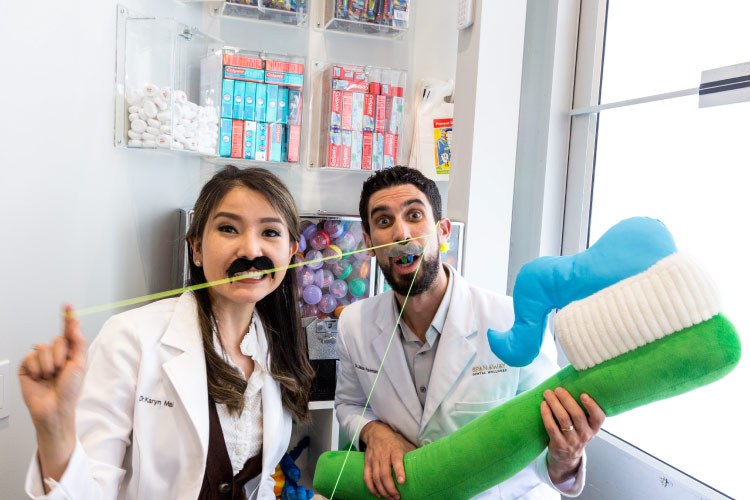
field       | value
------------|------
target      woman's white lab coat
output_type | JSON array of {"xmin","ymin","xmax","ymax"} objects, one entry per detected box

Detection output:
[{"xmin": 25, "ymin": 292, "xmax": 291, "ymax": 500}]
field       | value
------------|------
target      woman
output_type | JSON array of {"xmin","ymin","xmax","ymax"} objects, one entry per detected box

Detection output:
[{"xmin": 19, "ymin": 166, "xmax": 315, "ymax": 499}]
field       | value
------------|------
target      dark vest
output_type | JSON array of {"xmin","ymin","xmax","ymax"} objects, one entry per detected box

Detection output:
[{"xmin": 198, "ymin": 398, "xmax": 263, "ymax": 500}]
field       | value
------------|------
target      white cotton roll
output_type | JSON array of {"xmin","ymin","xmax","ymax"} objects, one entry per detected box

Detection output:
[
  {"xmin": 171, "ymin": 141, "xmax": 184, "ymax": 150},
  {"xmin": 174, "ymin": 90, "xmax": 188, "ymax": 104},
  {"xmin": 154, "ymin": 97, "xmax": 167, "ymax": 111},
  {"xmin": 172, "ymin": 105, "xmax": 183, "ymax": 121},
  {"xmin": 128, "ymin": 139, "xmax": 143, "ymax": 147},
  {"xmin": 126, "ymin": 89, "xmax": 143, "ymax": 106},
  {"xmin": 147, "ymin": 118, "xmax": 161, "ymax": 128},
  {"xmin": 142, "ymin": 140, "xmax": 157, "ymax": 148},
  {"xmin": 138, "ymin": 109, "xmax": 148, "ymax": 121},
  {"xmin": 130, "ymin": 120, "xmax": 147, "ymax": 133},
  {"xmin": 160, "ymin": 87, "xmax": 171, "ymax": 101},
  {"xmin": 157, "ymin": 110, "xmax": 171, "ymax": 122},
  {"xmin": 127, "ymin": 130, "xmax": 142, "ymax": 140},
  {"xmin": 128, "ymin": 105, "xmax": 141, "ymax": 114},
  {"xmin": 144, "ymin": 83, "xmax": 160, "ymax": 97},
  {"xmin": 141, "ymin": 132, "xmax": 157, "ymax": 141},
  {"xmin": 143, "ymin": 100, "xmax": 158, "ymax": 119},
  {"xmin": 146, "ymin": 126, "xmax": 161, "ymax": 136},
  {"xmin": 157, "ymin": 135, "xmax": 171, "ymax": 148},
  {"xmin": 173, "ymin": 131, "xmax": 186, "ymax": 143},
  {"xmin": 160, "ymin": 124, "xmax": 172, "ymax": 134},
  {"xmin": 129, "ymin": 113, "xmax": 140, "ymax": 122},
  {"xmin": 174, "ymin": 124, "xmax": 186, "ymax": 135}
]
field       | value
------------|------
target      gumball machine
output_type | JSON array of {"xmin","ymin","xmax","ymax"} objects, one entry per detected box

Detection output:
[{"xmin": 298, "ymin": 214, "xmax": 377, "ymax": 401}]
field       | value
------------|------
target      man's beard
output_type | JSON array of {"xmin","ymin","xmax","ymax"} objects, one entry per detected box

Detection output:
[{"xmin": 380, "ymin": 250, "xmax": 441, "ymax": 297}]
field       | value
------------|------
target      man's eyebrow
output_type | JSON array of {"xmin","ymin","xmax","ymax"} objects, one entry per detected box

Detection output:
[{"xmin": 370, "ymin": 198, "xmax": 426, "ymax": 218}]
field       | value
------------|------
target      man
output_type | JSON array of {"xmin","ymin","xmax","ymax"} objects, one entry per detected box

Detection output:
[{"xmin": 335, "ymin": 167, "xmax": 605, "ymax": 500}]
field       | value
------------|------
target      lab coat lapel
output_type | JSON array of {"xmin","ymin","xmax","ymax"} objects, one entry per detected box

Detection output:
[
  {"xmin": 160, "ymin": 292, "xmax": 209, "ymax": 458},
  {"xmin": 420, "ymin": 270, "xmax": 478, "ymax": 432},
  {"xmin": 371, "ymin": 292, "xmax": 423, "ymax": 426},
  {"xmin": 258, "ymin": 324, "xmax": 282, "ymax": 473}
]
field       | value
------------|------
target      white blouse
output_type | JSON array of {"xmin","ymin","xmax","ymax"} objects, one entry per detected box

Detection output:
[{"xmin": 212, "ymin": 312, "xmax": 267, "ymax": 475}]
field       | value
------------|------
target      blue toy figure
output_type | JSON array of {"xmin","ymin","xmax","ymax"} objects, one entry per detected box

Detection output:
[{"xmin": 280, "ymin": 437, "xmax": 314, "ymax": 500}]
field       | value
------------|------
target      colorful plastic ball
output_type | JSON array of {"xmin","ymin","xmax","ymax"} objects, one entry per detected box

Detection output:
[
  {"xmin": 292, "ymin": 252, "xmax": 305, "ymax": 271},
  {"xmin": 349, "ymin": 296, "xmax": 361, "ymax": 304},
  {"xmin": 314, "ymin": 269, "xmax": 335, "ymax": 288},
  {"xmin": 304, "ymin": 250, "xmax": 324, "ymax": 269},
  {"xmin": 335, "ymin": 232, "xmax": 357, "ymax": 253},
  {"xmin": 334, "ymin": 305, "xmax": 347, "ymax": 318},
  {"xmin": 352, "ymin": 259, "xmax": 370, "ymax": 279},
  {"xmin": 298, "ymin": 234, "xmax": 307, "ymax": 253},
  {"xmin": 318, "ymin": 294, "xmax": 338, "ymax": 314},
  {"xmin": 301, "ymin": 221, "xmax": 318, "ymax": 239},
  {"xmin": 348, "ymin": 221, "xmax": 363, "ymax": 240},
  {"xmin": 353, "ymin": 241, "xmax": 370, "ymax": 261},
  {"xmin": 302, "ymin": 285, "xmax": 323, "ymax": 305},
  {"xmin": 322, "ymin": 244, "xmax": 343, "ymax": 263},
  {"xmin": 297, "ymin": 269, "xmax": 315, "ymax": 288},
  {"xmin": 301, "ymin": 303, "xmax": 318, "ymax": 318},
  {"xmin": 310, "ymin": 230, "xmax": 330, "ymax": 251},
  {"xmin": 324, "ymin": 219, "xmax": 344, "ymax": 238},
  {"xmin": 348, "ymin": 278, "xmax": 368, "ymax": 298},
  {"xmin": 331, "ymin": 260, "xmax": 353, "ymax": 279},
  {"xmin": 330, "ymin": 279, "xmax": 348, "ymax": 299}
]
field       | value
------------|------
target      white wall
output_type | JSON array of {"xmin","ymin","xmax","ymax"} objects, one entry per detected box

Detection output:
[{"xmin": 0, "ymin": 0, "xmax": 458, "ymax": 497}]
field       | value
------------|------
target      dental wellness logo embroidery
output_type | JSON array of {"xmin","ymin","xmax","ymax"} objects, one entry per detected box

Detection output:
[{"xmin": 472, "ymin": 363, "xmax": 507, "ymax": 376}]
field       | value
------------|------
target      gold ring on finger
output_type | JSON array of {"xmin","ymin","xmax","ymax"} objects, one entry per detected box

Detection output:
[{"xmin": 561, "ymin": 425, "xmax": 575, "ymax": 432}]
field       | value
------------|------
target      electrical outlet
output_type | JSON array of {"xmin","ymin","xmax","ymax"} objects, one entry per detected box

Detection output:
[{"xmin": 0, "ymin": 359, "xmax": 9, "ymax": 420}]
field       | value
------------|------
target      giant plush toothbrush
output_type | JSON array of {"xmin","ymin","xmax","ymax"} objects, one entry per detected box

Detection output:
[{"xmin": 314, "ymin": 217, "xmax": 741, "ymax": 500}]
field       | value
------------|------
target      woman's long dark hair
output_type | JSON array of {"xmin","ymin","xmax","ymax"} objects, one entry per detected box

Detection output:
[{"xmin": 185, "ymin": 166, "xmax": 313, "ymax": 422}]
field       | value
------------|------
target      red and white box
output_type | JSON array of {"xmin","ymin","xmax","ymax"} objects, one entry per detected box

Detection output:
[
  {"xmin": 384, "ymin": 133, "xmax": 397, "ymax": 167},
  {"xmin": 375, "ymin": 95, "xmax": 386, "ymax": 133},
  {"xmin": 341, "ymin": 92, "xmax": 353, "ymax": 130},
  {"xmin": 351, "ymin": 92, "xmax": 365, "ymax": 132},
  {"xmin": 265, "ymin": 60, "xmax": 289, "ymax": 73},
  {"xmin": 330, "ymin": 90, "xmax": 342, "ymax": 129},
  {"xmin": 363, "ymin": 94, "xmax": 375, "ymax": 132},
  {"xmin": 287, "ymin": 125, "xmax": 301, "ymax": 163},
  {"xmin": 231, "ymin": 120, "xmax": 244, "ymax": 158},
  {"xmin": 223, "ymin": 54, "xmax": 263, "ymax": 69},
  {"xmin": 361, "ymin": 131, "xmax": 373, "ymax": 170},
  {"xmin": 328, "ymin": 128, "xmax": 342, "ymax": 168},
  {"xmin": 341, "ymin": 131, "xmax": 352, "ymax": 169}
]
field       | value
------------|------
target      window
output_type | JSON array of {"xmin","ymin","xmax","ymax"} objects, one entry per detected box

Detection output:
[{"xmin": 565, "ymin": 1, "xmax": 749, "ymax": 498}]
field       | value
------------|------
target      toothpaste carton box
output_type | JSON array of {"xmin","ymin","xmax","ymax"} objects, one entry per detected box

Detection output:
[
  {"xmin": 270, "ymin": 123, "xmax": 284, "ymax": 162},
  {"xmin": 362, "ymin": 93, "xmax": 375, "ymax": 132},
  {"xmin": 287, "ymin": 124, "xmax": 301, "ymax": 162},
  {"xmin": 330, "ymin": 90, "xmax": 342, "ymax": 129},
  {"xmin": 341, "ymin": 130, "xmax": 352, "ymax": 168},
  {"xmin": 372, "ymin": 132, "xmax": 384, "ymax": 170},
  {"xmin": 221, "ymin": 79, "xmax": 235, "ymax": 119},
  {"xmin": 224, "ymin": 66, "xmax": 265, "ymax": 83},
  {"xmin": 243, "ymin": 82, "xmax": 257, "ymax": 121},
  {"xmin": 288, "ymin": 89, "xmax": 302, "ymax": 126},
  {"xmin": 350, "ymin": 131, "xmax": 363, "ymax": 169},
  {"xmin": 384, "ymin": 132, "xmax": 397, "ymax": 168},
  {"xmin": 351, "ymin": 92, "xmax": 365, "ymax": 131},
  {"xmin": 223, "ymin": 54, "xmax": 263, "ymax": 69},
  {"xmin": 220, "ymin": 118, "xmax": 233, "ymax": 157},
  {"xmin": 375, "ymin": 94, "xmax": 387, "ymax": 133},
  {"xmin": 277, "ymin": 88, "xmax": 289, "ymax": 124},
  {"xmin": 232, "ymin": 80, "xmax": 246, "ymax": 120},
  {"xmin": 231, "ymin": 120, "xmax": 244, "ymax": 158},
  {"xmin": 332, "ymin": 79, "xmax": 370, "ymax": 92},
  {"xmin": 361, "ymin": 131, "xmax": 373, "ymax": 170},
  {"xmin": 243, "ymin": 121, "xmax": 257, "ymax": 160},
  {"xmin": 341, "ymin": 92, "xmax": 353, "ymax": 130},
  {"xmin": 266, "ymin": 84, "xmax": 278, "ymax": 123},
  {"xmin": 328, "ymin": 128, "xmax": 342, "ymax": 168},
  {"xmin": 255, "ymin": 84, "xmax": 267, "ymax": 122},
  {"xmin": 255, "ymin": 122, "xmax": 268, "ymax": 161}
]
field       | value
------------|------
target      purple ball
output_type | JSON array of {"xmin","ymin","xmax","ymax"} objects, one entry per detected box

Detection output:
[
  {"xmin": 335, "ymin": 232, "xmax": 357, "ymax": 252},
  {"xmin": 330, "ymin": 279, "xmax": 348, "ymax": 298},
  {"xmin": 324, "ymin": 219, "xmax": 345, "ymax": 238},
  {"xmin": 304, "ymin": 250, "xmax": 324, "ymax": 270},
  {"xmin": 314, "ymin": 269, "xmax": 335, "ymax": 288},
  {"xmin": 302, "ymin": 221, "xmax": 318, "ymax": 241},
  {"xmin": 302, "ymin": 285, "xmax": 323, "ymax": 305},
  {"xmin": 298, "ymin": 234, "xmax": 307, "ymax": 253},
  {"xmin": 297, "ymin": 269, "xmax": 315, "ymax": 288},
  {"xmin": 318, "ymin": 293, "xmax": 338, "ymax": 314},
  {"xmin": 349, "ymin": 296, "xmax": 361, "ymax": 304},
  {"xmin": 301, "ymin": 303, "xmax": 318, "ymax": 318},
  {"xmin": 353, "ymin": 241, "xmax": 370, "ymax": 261}
]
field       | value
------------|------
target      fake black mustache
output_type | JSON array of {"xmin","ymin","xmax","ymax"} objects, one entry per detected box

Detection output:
[{"xmin": 226, "ymin": 256, "xmax": 276, "ymax": 280}]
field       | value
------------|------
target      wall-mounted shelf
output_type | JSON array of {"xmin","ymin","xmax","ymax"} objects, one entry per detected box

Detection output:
[{"xmin": 216, "ymin": 1, "xmax": 309, "ymax": 27}]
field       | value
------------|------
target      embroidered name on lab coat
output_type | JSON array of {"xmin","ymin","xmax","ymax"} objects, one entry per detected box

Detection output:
[
  {"xmin": 471, "ymin": 363, "xmax": 507, "ymax": 376},
  {"xmin": 354, "ymin": 363, "xmax": 378, "ymax": 374},
  {"xmin": 138, "ymin": 394, "xmax": 175, "ymax": 407}
]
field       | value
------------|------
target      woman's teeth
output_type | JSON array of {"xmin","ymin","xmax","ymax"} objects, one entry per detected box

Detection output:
[{"xmin": 234, "ymin": 271, "xmax": 263, "ymax": 280}]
